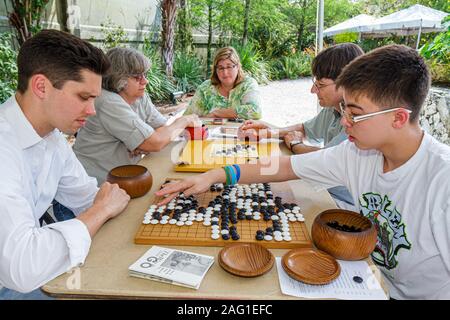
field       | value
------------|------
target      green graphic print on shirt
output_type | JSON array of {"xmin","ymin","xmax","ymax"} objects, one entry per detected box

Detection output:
[
  {"xmin": 184, "ymin": 77, "xmax": 261, "ymax": 120},
  {"xmin": 360, "ymin": 192, "xmax": 412, "ymax": 270}
]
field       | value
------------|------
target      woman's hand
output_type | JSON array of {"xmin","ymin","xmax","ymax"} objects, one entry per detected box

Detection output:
[
  {"xmin": 182, "ymin": 114, "xmax": 202, "ymax": 127},
  {"xmin": 283, "ymin": 131, "xmax": 304, "ymax": 148},
  {"xmin": 206, "ymin": 108, "xmax": 237, "ymax": 119}
]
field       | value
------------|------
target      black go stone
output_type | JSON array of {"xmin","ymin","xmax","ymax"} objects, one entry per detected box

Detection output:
[
  {"xmin": 246, "ymin": 215, "xmax": 252, "ymax": 220},
  {"xmin": 255, "ymin": 234, "xmax": 264, "ymax": 241},
  {"xmin": 232, "ymin": 234, "xmax": 240, "ymax": 241},
  {"xmin": 222, "ymin": 234, "xmax": 230, "ymax": 240},
  {"xmin": 353, "ymin": 276, "xmax": 363, "ymax": 284}
]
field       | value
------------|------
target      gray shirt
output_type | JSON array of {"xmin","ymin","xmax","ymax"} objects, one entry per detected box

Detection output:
[
  {"xmin": 303, "ymin": 107, "xmax": 354, "ymax": 207},
  {"xmin": 73, "ymin": 90, "xmax": 167, "ymax": 184},
  {"xmin": 303, "ymin": 107, "xmax": 347, "ymax": 147}
]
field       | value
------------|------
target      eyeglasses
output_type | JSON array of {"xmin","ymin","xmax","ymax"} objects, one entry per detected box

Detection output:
[
  {"xmin": 339, "ymin": 101, "xmax": 412, "ymax": 124},
  {"xmin": 131, "ymin": 73, "xmax": 147, "ymax": 82},
  {"xmin": 312, "ymin": 78, "xmax": 334, "ymax": 91},
  {"xmin": 216, "ymin": 64, "xmax": 237, "ymax": 72}
]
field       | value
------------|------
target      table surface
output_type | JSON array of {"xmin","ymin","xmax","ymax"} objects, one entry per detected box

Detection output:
[{"xmin": 42, "ymin": 127, "xmax": 384, "ymax": 299}]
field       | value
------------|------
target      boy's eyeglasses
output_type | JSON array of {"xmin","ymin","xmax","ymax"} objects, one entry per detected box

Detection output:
[
  {"xmin": 339, "ymin": 101, "xmax": 412, "ymax": 124},
  {"xmin": 131, "ymin": 74, "xmax": 147, "ymax": 82},
  {"xmin": 312, "ymin": 78, "xmax": 334, "ymax": 91},
  {"xmin": 217, "ymin": 65, "xmax": 237, "ymax": 72}
]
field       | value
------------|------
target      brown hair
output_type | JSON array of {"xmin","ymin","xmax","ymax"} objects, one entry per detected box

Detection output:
[
  {"xmin": 336, "ymin": 44, "xmax": 430, "ymax": 122},
  {"xmin": 210, "ymin": 47, "xmax": 245, "ymax": 87},
  {"xmin": 312, "ymin": 43, "xmax": 364, "ymax": 80},
  {"xmin": 17, "ymin": 29, "xmax": 110, "ymax": 93}
]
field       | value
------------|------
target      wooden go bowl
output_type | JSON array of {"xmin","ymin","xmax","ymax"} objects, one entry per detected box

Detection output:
[
  {"xmin": 219, "ymin": 243, "xmax": 274, "ymax": 277},
  {"xmin": 311, "ymin": 209, "xmax": 377, "ymax": 260},
  {"xmin": 106, "ymin": 165, "xmax": 153, "ymax": 199}
]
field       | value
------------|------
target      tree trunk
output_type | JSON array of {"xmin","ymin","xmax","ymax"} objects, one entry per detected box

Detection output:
[
  {"xmin": 7, "ymin": 0, "xmax": 51, "ymax": 45},
  {"xmin": 296, "ymin": 0, "xmax": 307, "ymax": 51},
  {"xmin": 206, "ymin": 1, "xmax": 213, "ymax": 76},
  {"xmin": 161, "ymin": 0, "xmax": 177, "ymax": 78},
  {"xmin": 242, "ymin": 0, "xmax": 251, "ymax": 46},
  {"xmin": 56, "ymin": 0, "xmax": 69, "ymax": 33},
  {"xmin": 176, "ymin": 0, "xmax": 193, "ymax": 53}
]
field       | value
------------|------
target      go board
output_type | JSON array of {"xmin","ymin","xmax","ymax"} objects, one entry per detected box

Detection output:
[
  {"xmin": 134, "ymin": 179, "xmax": 312, "ymax": 249},
  {"xmin": 174, "ymin": 140, "xmax": 281, "ymax": 172}
]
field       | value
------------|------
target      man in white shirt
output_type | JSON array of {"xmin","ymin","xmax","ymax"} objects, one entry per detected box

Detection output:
[
  {"xmin": 0, "ymin": 30, "xmax": 130, "ymax": 297},
  {"xmin": 155, "ymin": 45, "xmax": 450, "ymax": 299}
]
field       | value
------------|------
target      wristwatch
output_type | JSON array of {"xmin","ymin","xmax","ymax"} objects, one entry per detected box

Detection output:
[{"xmin": 289, "ymin": 140, "xmax": 302, "ymax": 151}]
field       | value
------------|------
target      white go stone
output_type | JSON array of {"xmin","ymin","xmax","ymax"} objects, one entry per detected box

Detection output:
[
  {"xmin": 196, "ymin": 216, "xmax": 204, "ymax": 222},
  {"xmin": 283, "ymin": 236, "xmax": 292, "ymax": 242},
  {"xmin": 159, "ymin": 220, "xmax": 168, "ymax": 225},
  {"xmin": 142, "ymin": 219, "xmax": 151, "ymax": 225},
  {"xmin": 169, "ymin": 219, "xmax": 177, "ymax": 225},
  {"xmin": 188, "ymin": 216, "xmax": 196, "ymax": 221},
  {"xmin": 180, "ymin": 217, "xmax": 188, "ymax": 222},
  {"xmin": 264, "ymin": 235, "xmax": 273, "ymax": 241},
  {"xmin": 211, "ymin": 234, "xmax": 220, "ymax": 240},
  {"xmin": 150, "ymin": 219, "xmax": 159, "ymax": 225},
  {"xmin": 271, "ymin": 215, "xmax": 279, "ymax": 221},
  {"xmin": 176, "ymin": 221, "xmax": 185, "ymax": 226},
  {"xmin": 221, "ymin": 229, "xmax": 229, "ymax": 235},
  {"xmin": 211, "ymin": 225, "xmax": 220, "ymax": 230},
  {"xmin": 275, "ymin": 236, "xmax": 283, "ymax": 242},
  {"xmin": 185, "ymin": 220, "xmax": 193, "ymax": 226},
  {"xmin": 289, "ymin": 217, "xmax": 297, "ymax": 222},
  {"xmin": 297, "ymin": 216, "xmax": 305, "ymax": 222},
  {"xmin": 150, "ymin": 205, "xmax": 157, "ymax": 209},
  {"xmin": 211, "ymin": 217, "xmax": 220, "ymax": 222},
  {"xmin": 203, "ymin": 221, "xmax": 211, "ymax": 226},
  {"xmin": 253, "ymin": 215, "xmax": 261, "ymax": 221},
  {"xmin": 273, "ymin": 231, "xmax": 282, "ymax": 237}
]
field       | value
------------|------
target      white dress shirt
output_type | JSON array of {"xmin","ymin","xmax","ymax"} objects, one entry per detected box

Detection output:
[{"xmin": 0, "ymin": 96, "xmax": 98, "ymax": 293}]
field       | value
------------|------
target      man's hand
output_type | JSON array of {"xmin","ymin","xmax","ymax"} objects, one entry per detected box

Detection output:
[
  {"xmin": 93, "ymin": 182, "xmax": 130, "ymax": 219},
  {"xmin": 283, "ymin": 131, "xmax": 304, "ymax": 149},
  {"xmin": 238, "ymin": 120, "xmax": 273, "ymax": 140},
  {"xmin": 155, "ymin": 170, "xmax": 222, "ymax": 205}
]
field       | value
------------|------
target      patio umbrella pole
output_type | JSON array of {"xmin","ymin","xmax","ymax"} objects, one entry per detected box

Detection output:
[{"xmin": 416, "ymin": 19, "xmax": 423, "ymax": 50}]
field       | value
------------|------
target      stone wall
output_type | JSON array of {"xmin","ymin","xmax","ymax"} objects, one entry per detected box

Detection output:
[{"xmin": 420, "ymin": 87, "xmax": 450, "ymax": 146}]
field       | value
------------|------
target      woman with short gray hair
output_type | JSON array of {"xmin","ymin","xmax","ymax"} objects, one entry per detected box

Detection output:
[{"xmin": 74, "ymin": 47, "xmax": 200, "ymax": 184}]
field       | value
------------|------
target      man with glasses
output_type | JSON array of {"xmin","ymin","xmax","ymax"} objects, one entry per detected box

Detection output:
[
  {"xmin": 157, "ymin": 45, "xmax": 450, "ymax": 299},
  {"xmin": 239, "ymin": 43, "xmax": 364, "ymax": 209}
]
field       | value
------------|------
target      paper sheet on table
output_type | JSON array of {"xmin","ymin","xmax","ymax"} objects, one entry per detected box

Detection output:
[{"xmin": 276, "ymin": 258, "xmax": 388, "ymax": 300}]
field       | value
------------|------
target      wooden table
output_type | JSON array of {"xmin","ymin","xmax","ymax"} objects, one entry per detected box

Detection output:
[{"xmin": 42, "ymin": 134, "xmax": 383, "ymax": 299}]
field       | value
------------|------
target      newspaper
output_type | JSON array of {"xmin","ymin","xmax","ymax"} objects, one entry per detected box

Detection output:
[{"xmin": 129, "ymin": 246, "xmax": 214, "ymax": 289}]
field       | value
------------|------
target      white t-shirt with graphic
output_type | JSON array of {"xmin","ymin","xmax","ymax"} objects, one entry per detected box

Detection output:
[{"xmin": 290, "ymin": 132, "xmax": 450, "ymax": 299}]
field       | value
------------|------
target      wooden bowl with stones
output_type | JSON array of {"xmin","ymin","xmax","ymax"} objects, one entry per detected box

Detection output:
[
  {"xmin": 106, "ymin": 165, "xmax": 153, "ymax": 199},
  {"xmin": 218, "ymin": 243, "xmax": 274, "ymax": 277},
  {"xmin": 311, "ymin": 209, "xmax": 377, "ymax": 261}
]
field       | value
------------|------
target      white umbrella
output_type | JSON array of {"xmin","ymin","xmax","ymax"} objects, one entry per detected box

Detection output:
[
  {"xmin": 363, "ymin": 4, "xmax": 448, "ymax": 48},
  {"xmin": 324, "ymin": 14, "xmax": 377, "ymax": 37}
]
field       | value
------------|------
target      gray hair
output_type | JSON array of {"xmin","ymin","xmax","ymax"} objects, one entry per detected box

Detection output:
[{"xmin": 102, "ymin": 47, "xmax": 151, "ymax": 93}]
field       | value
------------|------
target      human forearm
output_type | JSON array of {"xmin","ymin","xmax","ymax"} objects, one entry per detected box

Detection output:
[
  {"xmin": 138, "ymin": 117, "xmax": 190, "ymax": 152},
  {"xmin": 279, "ymin": 123, "xmax": 305, "ymax": 137},
  {"xmin": 291, "ymin": 143, "xmax": 321, "ymax": 154},
  {"xmin": 76, "ymin": 204, "xmax": 112, "ymax": 237}
]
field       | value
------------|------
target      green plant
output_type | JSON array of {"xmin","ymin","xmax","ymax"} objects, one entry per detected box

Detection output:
[
  {"xmin": 420, "ymin": 21, "xmax": 449, "ymax": 85},
  {"xmin": 142, "ymin": 43, "xmax": 177, "ymax": 102},
  {"xmin": 173, "ymin": 52, "xmax": 205, "ymax": 93},
  {"xmin": 269, "ymin": 51, "xmax": 313, "ymax": 80},
  {"xmin": 232, "ymin": 42, "xmax": 270, "ymax": 84},
  {"xmin": 100, "ymin": 18, "xmax": 128, "ymax": 50},
  {"xmin": 0, "ymin": 33, "xmax": 18, "ymax": 103},
  {"xmin": 334, "ymin": 32, "xmax": 359, "ymax": 44}
]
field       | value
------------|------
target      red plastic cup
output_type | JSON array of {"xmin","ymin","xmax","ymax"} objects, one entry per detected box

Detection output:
[{"xmin": 186, "ymin": 124, "xmax": 209, "ymax": 140}]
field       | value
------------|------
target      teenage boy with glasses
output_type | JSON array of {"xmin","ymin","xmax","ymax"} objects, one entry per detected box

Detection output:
[
  {"xmin": 156, "ymin": 45, "xmax": 450, "ymax": 299},
  {"xmin": 239, "ymin": 43, "xmax": 364, "ymax": 209}
]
